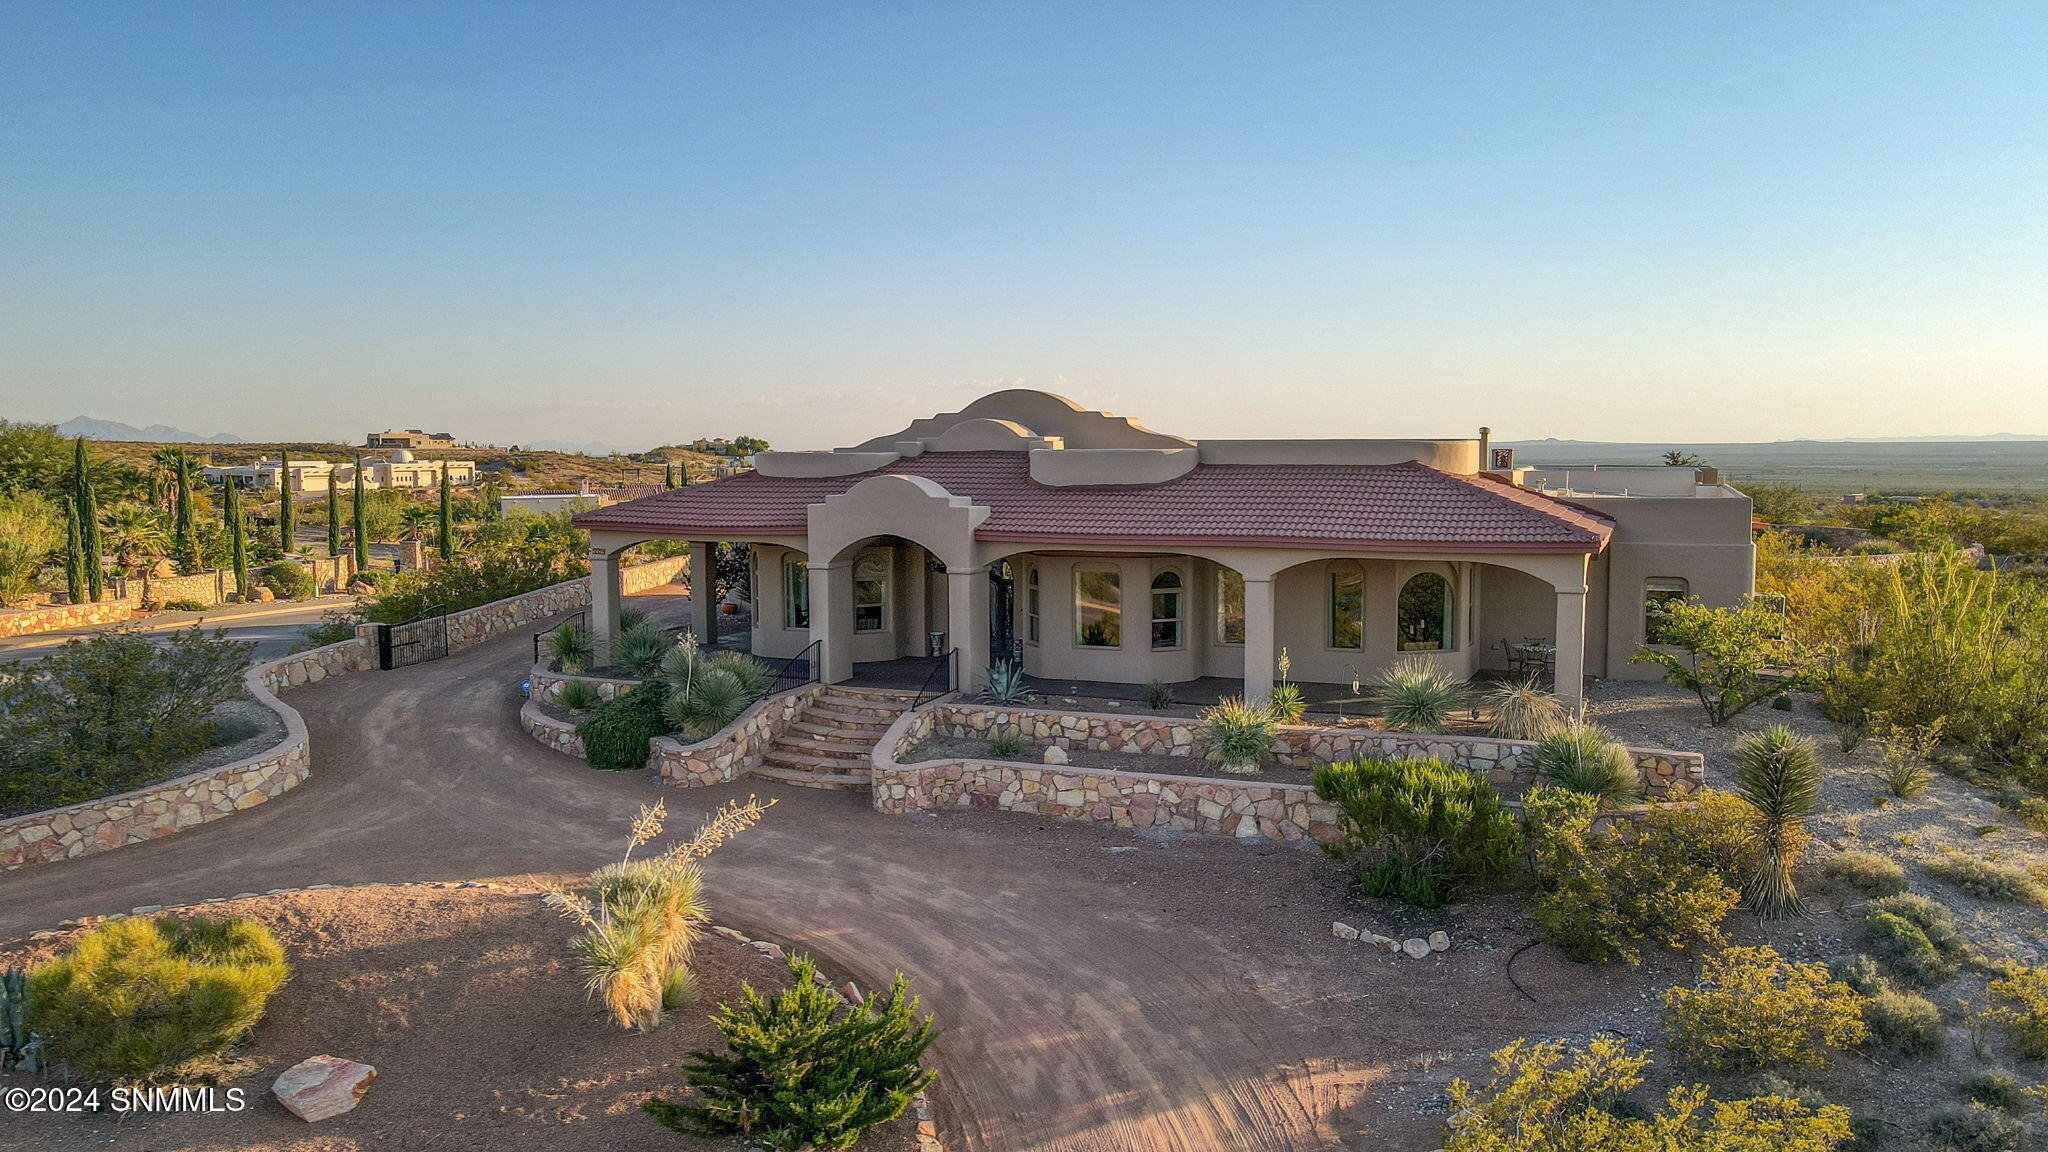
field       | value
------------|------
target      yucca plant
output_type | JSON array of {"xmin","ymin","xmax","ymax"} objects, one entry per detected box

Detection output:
[
  {"xmin": 1267, "ymin": 683, "xmax": 1307, "ymax": 724},
  {"xmin": 1141, "ymin": 679, "xmax": 1176, "ymax": 711},
  {"xmin": 658, "ymin": 635, "xmax": 771, "ymax": 740},
  {"xmin": 1374, "ymin": 657, "xmax": 1467, "ymax": 732},
  {"xmin": 613, "ymin": 622, "xmax": 674, "ymax": 678},
  {"xmin": 988, "ymin": 727, "xmax": 1027, "ymax": 758},
  {"xmin": 977, "ymin": 660, "xmax": 1033, "ymax": 705},
  {"xmin": 1483, "ymin": 676, "xmax": 1566, "ymax": 740},
  {"xmin": 554, "ymin": 679, "xmax": 603, "ymax": 712},
  {"xmin": 619, "ymin": 605, "xmax": 649, "ymax": 632},
  {"xmin": 1531, "ymin": 722, "xmax": 1641, "ymax": 809},
  {"xmin": 1732, "ymin": 724, "xmax": 1824, "ymax": 919},
  {"xmin": 705, "ymin": 650, "xmax": 771, "ymax": 699},
  {"xmin": 1199, "ymin": 696, "xmax": 1278, "ymax": 773},
  {"xmin": 549, "ymin": 621, "xmax": 593, "ymax": 674}
]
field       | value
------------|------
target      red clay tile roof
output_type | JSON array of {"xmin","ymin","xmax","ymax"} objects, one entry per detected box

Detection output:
[{"xmin": 574, "ymin": 452, "xmax": 1612, "ymax": 553}]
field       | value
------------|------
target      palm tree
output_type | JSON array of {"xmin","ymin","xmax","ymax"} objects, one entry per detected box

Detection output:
[
  {"xmin": 399, "ymin": 504, "xmax": 434, "ymax": 536},
  {"xmin": 99, "ymin": 503, "xmax": 167, "ymax": 576},
  {"xmin": 150, "ymin": 446, "xmax": 184, "ymax": 516},
  {"xmin": 1732, "ymin": 724, "xmax": 1824, "ymax": 918}
]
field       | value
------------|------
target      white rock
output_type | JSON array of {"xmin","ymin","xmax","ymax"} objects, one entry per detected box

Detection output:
[
  {"xmin": 1331, "ymin": 921, "xmax": 1361, "ymax": 940},
  {"xmin": 1429, "ymin": 931, "xmax": 1450, "ymax": 953},
  {"xmin": 750, "ymin": 940, "xmax": 785, "ymax": 961},
  {"xmin": 1042, "ymin": 746, "xmax": 1069, "ymax": 765},
  {"xmin": 273, "ymin": 1055, "xmax": 377, "ymax": 1122},
  {"xmin": 1402, "ymin": 938, "xmax": 1432, "ymax": 959}
]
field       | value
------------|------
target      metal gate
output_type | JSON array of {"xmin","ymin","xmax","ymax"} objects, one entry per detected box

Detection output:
[{"xmin": 377, "ymin": 604, "xmax": 448, "ymax": 670}]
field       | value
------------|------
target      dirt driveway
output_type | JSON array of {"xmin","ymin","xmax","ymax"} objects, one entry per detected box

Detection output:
[{"xmin": 0, "ymin": 595, "xmax": 1633, "ymax": 1152}]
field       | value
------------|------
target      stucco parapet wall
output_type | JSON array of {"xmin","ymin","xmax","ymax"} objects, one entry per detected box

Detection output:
[
  {"xmin": 0, "ymin": 646, "xmax": 362, "ymax": 872},
  {"xmin": 1198, "ymin": 438, "xmax": 1481, "ymax": 472},
  {"xmin": 1028, "ymin": 447, "xmax": 1198, "ymax": 486},
  {"xmin": 754, "ymin": 450, "xmax": 903, "ymax": 478},
  {"xmin": 520, "ymin": 684, "xmax": 827, "ymax": 787}
]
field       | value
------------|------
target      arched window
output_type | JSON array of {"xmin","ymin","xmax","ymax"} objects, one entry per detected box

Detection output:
[
  {"xmin": 1150, "ymin": 570, "xmax": 1185, "ymax": 649},
  {"xmin": 1398, "ymin": 571, "xmax": 1454, "ymax": 651},
  {"xmin": 1328, "ymin": 562, "xmax": 1365, "ymax": 649}
]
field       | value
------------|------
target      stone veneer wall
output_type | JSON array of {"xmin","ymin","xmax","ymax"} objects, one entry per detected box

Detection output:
[
  {"xmin": 529, "ymin": 662, "xmax": 640, "ymax": 703},
  {"xmin": 0, "ymin": 600, "xmax": 133, "ymax": 639},
  {"xmin": 921, "ymin": 705, "xmax": 1705, "ymax": 798},
  {"xmin": 619, "ymin": 553, "xmax": 691, "ymax": 595},
  {"xmin": 0, "ymin": 641, "xmax": 375, "ymax": 871},
  {"xmin": 431, "ymin": 554, "xmax": 689, "ymax": 654},
  {"xmin": 0, "ymin": 557, "xmax": 361, "ymax": 640},
  {"xmin": 520, "ymin": 683, "xmax": 826, "ymax": 786}
]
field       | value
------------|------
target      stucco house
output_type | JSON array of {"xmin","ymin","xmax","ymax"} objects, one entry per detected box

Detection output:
[
  {"xmin": 573, "ymin": 390, "xmax": 1754, "ymax": 709},
  {"xmin": 204, "ymin": 451, "xmax": 477, "ymax": 495}
]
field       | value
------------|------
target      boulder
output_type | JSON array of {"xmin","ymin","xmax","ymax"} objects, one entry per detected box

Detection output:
[
  {"xmin": 1042, "ymin": 746, "xmax": 1070, "ymax": 766},
  {"xmin": 252, "ymin": 586, "xmax": 276, "ymax": 603},
  {"xmin": 273, "ymin": 1055, "xmax": 377, "ymax": 1122},
  {"xmin": 1402, "ymin": 938, "xmax": 1432, "ymax": 959},
  {"xmin": 1331, "ymin": 921, "xmax": 1361, "ymax": 940},
  {"xmin": 1429, "ymin": 931, "xmax": 1450, "ymax": 953}
]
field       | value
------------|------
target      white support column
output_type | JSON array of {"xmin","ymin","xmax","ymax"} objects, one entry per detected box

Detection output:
[
  {"xmin": 688, "ymin": 540, "xmax": 717, "ymax": 645},
  {"xmin": 808, "ymin": 562, "xmax": 853, "ymax": 684},
  {"xmin": 1553, "ymin": 584, "xmax": 1588, "ymax": 716},
  {"xmin": 589, "ymin": 548, "xmax": 624, "ymax": 670},
  {"xmin": 1242, "ymin": 575, "xmax": 1276, "ymax": 706},
  {"xmin": 947, "ymin": 565, "xmax": 990, "ymax": 695}
]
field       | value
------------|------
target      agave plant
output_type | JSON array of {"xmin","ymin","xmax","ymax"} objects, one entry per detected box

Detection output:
[
  {"xmin": 1531, "ymin": 722, "xmax": 1640, "ymax": 809},
  {"xmin": 613, "ymin": 622, "xmax": 675, "ymax": 679},
  {"xmin": 1483, "ymin": 676, "xmax": 1566, "ymax": 740},
  {"xmin": 978, "ymin": 660, "xmax": 1034, "ymax": 705},
  {"xmin": 1199, "ymin": 696, "xmax": 1278, "ymax": 773},
  {"xmin": 1374, "ymin": 657, "xmax": 1467, "ymax": 732},
  {"xmin": 1732, "ymin": 724, "xmax": 1824, "ymax": 919},
  {"xmin": 549, "ymin": 621, "xmax": 594, "ymax": 674}
]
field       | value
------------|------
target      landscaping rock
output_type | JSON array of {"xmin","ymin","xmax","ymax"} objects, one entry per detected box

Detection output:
[
  {"xmin": 1369, "ymin": 933, "xmax": 1397, "ymax": 951},
  {"xmin": 1042, "ymin": 745, "xmax": 1069, "ymax": 765},
  {"xmin": 750, "ymin": 940, "xmax": 785, "ymax": 961},
  {"xmin": 273, "ymin": 1055, "xmax": 377, "ymax": 1122},
  {"xmin": 1428, "ymin": 931, "xmax": 1450, "ymax": 952},
  {"xmin": 1331, "ymin": 921, "xmax": 1361, "ymax": 940},
  {"xmin": 1402, "ymin": 938, "xmax": 1432, "ymax": 959}
]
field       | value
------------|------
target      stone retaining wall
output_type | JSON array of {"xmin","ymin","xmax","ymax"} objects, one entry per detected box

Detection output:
[
  {"xmin": 924, "ymin": 704, "xmax": 1704, "ymax": 798},
  {"xmin": 0, "ymin": 599, "xmax": 133, "ymax": 639},
  {"xmin": 520, "ymin": 683, "xmax": 826, "ymax": 787},
  {"xmin": 619, "ymin": 553, "xmax": 690, "ymax": 594},
  {"xmin": 529, "ymin": 661, "xmax": 640, "ymax": 703},
  {"xmin": 0, "ymin": 557, "xmax": 360, "ymax": 639}
]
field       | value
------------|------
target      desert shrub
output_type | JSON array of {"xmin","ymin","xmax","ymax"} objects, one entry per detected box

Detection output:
[
  {"xmin": 361, "ymin": 512, "xmax": 586, "ymax": 623},
  {"xmin": 577, "ymin": 681, "xmax": 671, "ymax": 771},
  {"xmin": 1314, "ymin": 756, "xmax": 1519, "ymax": 908},
  {"xmin": 1660, "ymin": 945, "xmax": 1868, "ymax": 1072},
  {"xmin": 1871, "ymin": 715, "xmax": 1943, "ymax": 798},
  {"xmin": 1633, "ymin": 597, "xmax": 1816, "ymax": 725},
  {"xmin": 207, "ymin": 714, "xmax": 262, "ymax": 746},
  {"xmin": 1141, "ymin": 678, "xmax": 1176, "ymax": 711},
  {"xmin": 29, "ymin": 915, "xmax": 287, "ymax": 1083},
  {"xmin": 618, "ymin": 605, "xmax": 649, "ymax": 632},
  {"xmin": 547, "ymin": 798, "xmax": 768, "ymax": 1033},
  {"xmin": 1980, "ymin": 965, "xmax": 2048, "ymax": 1060},
  {"xmin": 0, "ymin": 491, "xmax": 61, "ymax": 600},
  {"xmin": 2, "ymin": 967, "xmax": 43, "ymax": 1074},
  {"xmin": 1441, "ymin": 1035, "xmax": 1852, "ymax": 1152},
  {"xmin": 1928, "ymin": 853, "xmax": 2048, "ymax": 907},
  {"xmin": 1373, "ymin": 658, "xmax": 1466, "ymax": 731},
  {"xmin": 161, "ymin": 597, "xmax": 209, "ymax": 612},
  {"xmin": 644, "ymin": 952, "xmax": 937, "ymax": 1151},
  {"xmin": 0, "ymin": 626, "xmax": 253, "ymax": 817},
  {"xmin": 1858, "ymin": 893, "xmax": 1969, "ymax": 986},
  {"xmin": 1861, "ymin": 985, "xmax": 1944, "ymax": 1058},
  {"xmin": 1820, "ymin": 851, "xmax": 1908, "ymax": 898},
  {"xmin": 658, "ymin": 638, "xmax": 770, "ymax": 741},
  {"xmin": 554, "ymin": 679, "xmax": 602, "ymax": 712},
  {"xmin": 987, "ymin": 728, "xmax": 1026, "ymax": 758},
  {"xmin": 1965, "ymin": 1069, "xmax": 2028, "ymax": 1112},
  {"xmin": 299, "ymin": 602, "xmax": 364, "ymax": 646},
  {"xmin": 1531, "ymin": 722, "xmax": 1640, "ymax": 808},
  {"xmin": 1482, "ymin": 676, "xmax": 1565, "ymax": 740},
  {"xmin": 1199, "ymin": 697, "xmax": 1277, "ymax": 773},
  {"xmin": 549, "ymin": 621, "xmax": 594, "ymax": 674},
  {"xmin": 1524, "ymin": 787, "xmax": 1740, "ymax": 964},
  {"xmin": 1731, "ymin": 724, "xmax": 1823, "ymax": 918},
  {"xmin": 257, "ymin": 561, "xmax": 314, "ymax": 601},
  {"xmin": 976, "ymin": 660, "xmax": 1033, "ymax": 705},
  {"xmin": 1926, "ymin": 1102, "xmax": 2026, "ymax": 1152},
  {"xmin": 613, "ymin": 621, "xmax": 674, "ymax": 678},
  {"xmin": 1266, "ymin": 681, "xmax": 1306, "ymax": 723},
  {"xmin": 2017, "ymin": 797, "xmax": 2048, "ymax": 833},
  {"xmin": 1829, "ymin": 954, "xmax": 1885, "ymax": 996}
]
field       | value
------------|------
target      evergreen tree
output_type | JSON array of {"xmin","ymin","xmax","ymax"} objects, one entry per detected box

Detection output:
[
  {"xmin": 677, "ymin": 462, "xmax": 692, "ymax": 486},
  {"xmin": 275, "ymin": 455, "xmax": 296, "ymax": 553},
  {"xmin": 664, "ymin": 463, "xmax": 675, "ymax": 489},
  {"xmin": 436, "ymin": 466, "xmax": 455, "ymax": 559},
  {"xmin": 224, "ymin": 477, "xmax": 248, "ymax": 599},
  {"xmin": 170, "ymin": 447, "xmax": 198, "ymax": 573},
  {"xmin": 351, "ymin": 459, "xmax": 368, "ymax": 571},
  {"xmin": 74, "ymin": 438, "xmax": 104, "ymax": 602},
  {"xmin": 325, "ymin": 480, "xmax": 341, "ymax": 556},
  {"xmin": 63, "ymin": 494, "xmax": 85, "ymax": 605}
]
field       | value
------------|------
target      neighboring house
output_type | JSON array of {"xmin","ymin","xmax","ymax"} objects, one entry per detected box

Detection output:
[
  {"xmin": 367, "ymin": 428, "xmax": 459, "ymax": 449},
  {"xmin": 205, "ymin": 450, "xmax": 476, "ymax": 494},
  {"xmin": 573, "ymin": 390, "xmax": 1754, "ymax": 707}
]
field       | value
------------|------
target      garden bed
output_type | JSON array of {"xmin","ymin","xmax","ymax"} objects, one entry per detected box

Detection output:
[{"xmin": 0, "ymin": 884, "xmax": 921, "ymax": 1152}]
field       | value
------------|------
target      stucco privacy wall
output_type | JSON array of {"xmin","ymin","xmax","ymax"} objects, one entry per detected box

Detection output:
[
  {"xmin": 918, "ymin": 704, "xmax": 1704, "ymax": 797},
  {"xmin": 520, "ymin": 683, "xmax": 827, "ymax": 785}
]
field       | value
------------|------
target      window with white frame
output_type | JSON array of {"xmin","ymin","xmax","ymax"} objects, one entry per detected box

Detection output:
[
  {"xmin": 782, "ymin": 556, "xmax": 809, "ymax": 629},
  {"xmin": 1215, "ymin": 568, "xmax": 1245, "ymax": 645},
  {"xmin": 1645, "ymin": 577, "xmax": 1689, "ymax": 643},
  {"xmin": 1151, "ymin": 570, "xmax": 1185, "ymax": 649},
  {"xmin": 1328, "ymin": 562, "xmax": 1365, "ymax": 649},
  {"xmin": 1026, "ymin": 565, "xmax": 1040, "ymax": 644},
  {"xmin": 1074, "ymin": 565, "xmax": 1121, "ymax": 647},
  {"xmin": 853, "ymin": 551, "xmax": 888, "ymax": 633}
]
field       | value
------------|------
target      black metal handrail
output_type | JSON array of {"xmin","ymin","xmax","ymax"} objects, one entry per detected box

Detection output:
[
  {"xmin": 766, "ymin": 639, "xmax": 822, "ymax": 697},
  {"xmin": 911, "ymin": 647, "xmax": 959, "ymax": 710},
  {"xmin": 533, "ymin": 610, "xmax": 588, "ymax": 666}
]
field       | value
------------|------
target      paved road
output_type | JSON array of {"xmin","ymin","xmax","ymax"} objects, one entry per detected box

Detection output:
[
  {"xmin": 0, "ymin": 596, "xmax": 360, "ymax": 665},
  {"xmin": 0, "ymin": 592, "xmax": 1616, "ymax": 1151}
]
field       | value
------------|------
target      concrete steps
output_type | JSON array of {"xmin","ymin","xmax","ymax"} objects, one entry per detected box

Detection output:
[{"xmin": 751, "ymin": 685, "xmax": 918, "ymax": 791}]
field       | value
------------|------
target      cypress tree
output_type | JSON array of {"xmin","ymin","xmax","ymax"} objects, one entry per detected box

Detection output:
[
  {"xmin": 326, "ymin": 478, "xmax": 342, "ymax": 556},
  {"xmin": 170, "ymin": 447, "xmax": 197, "ymax": 573},
  {"xmin": 224, "ymin": 477, "xmax": 248, "ymax": 599},
  {"xmin": 63, "ymin": 495, "xmax": 85, "ymax": 605},
  {"xmin": 352, "ymin": 459, "xmax": 369, "ymax": 571},
  {"xmin": 436, "ymin": 466, "xmax": 455, "ymax": 559},
  {"xmin": 276, "ymin": 454, "xmax": 296, "ymax": 553},
  {"xmin": 664, "ymin": 463, "xmax": 675, "ymax": 489},
  {"xmin": 677, "ymin": 462, "xmax": 692, "ymax": 486},
  {"xmin": 74, "ymin": 438, "xmax": 105, "ymax": 602}
]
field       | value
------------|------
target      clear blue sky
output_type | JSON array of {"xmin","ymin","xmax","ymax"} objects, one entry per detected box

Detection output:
[{"xmin": 3, "ymin": 2, "xmax": 2044, "ymax": 448}]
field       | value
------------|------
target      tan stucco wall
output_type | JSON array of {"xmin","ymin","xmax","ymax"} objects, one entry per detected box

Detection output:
[{"xmin": 1563, "ymin": 491, "xmax": 1756, "ymax": 679}]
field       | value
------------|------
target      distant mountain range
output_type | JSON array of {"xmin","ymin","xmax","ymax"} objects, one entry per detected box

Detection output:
[
  {"xmin": 1505, "ymin": 434, "xmax": 2047, "ymax": 446},
  {"xmin": 56, "ymin": 416, "xmax": 243, "ymax": 444}
]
